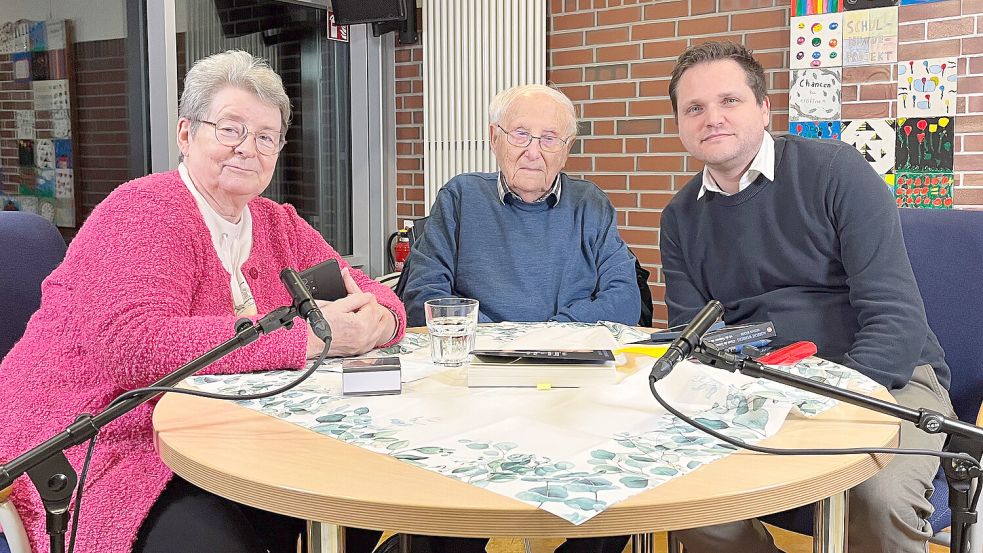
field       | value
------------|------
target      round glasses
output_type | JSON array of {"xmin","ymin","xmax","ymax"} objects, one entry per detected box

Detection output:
[
  {"xmin": 199, "ymin": 118, "xmax": 285, "ymax": 156},
  {"xmin": 497, "ymin": 125, "xmax": 570, "ymax": 153}
]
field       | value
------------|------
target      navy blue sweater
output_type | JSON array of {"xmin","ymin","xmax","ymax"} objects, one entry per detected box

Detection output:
[
  {"xmin": 661, "ymin": 135, "xmax": 948, "ymax": 390},
  {"xmin": 403, "ymin": 172, "xmax": 640, "ymax": 327}
]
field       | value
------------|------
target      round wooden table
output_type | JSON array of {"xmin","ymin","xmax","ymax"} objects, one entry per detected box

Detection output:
[{"xmin": 153, "ymin": 372, "xmax": 899, "ymax": 552}]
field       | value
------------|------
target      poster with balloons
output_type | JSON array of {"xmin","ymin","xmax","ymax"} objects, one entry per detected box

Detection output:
[
  {"xmin": 790, "ymin": 14, "xmax": 843, "ymax": 69},
  {"xmin": 897, "ymin": 58, "xmax": 957, "ymax": 117}
]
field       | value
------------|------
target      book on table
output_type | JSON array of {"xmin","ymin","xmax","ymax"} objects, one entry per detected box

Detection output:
[{"xmin": 467, "ymin": 349, "xmax": 617, "ymax": 388}]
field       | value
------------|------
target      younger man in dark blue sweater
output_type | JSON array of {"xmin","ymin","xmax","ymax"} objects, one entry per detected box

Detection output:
[{"xmin": 662, "ymin": 41, "xmax": 952, "ymax": 553}]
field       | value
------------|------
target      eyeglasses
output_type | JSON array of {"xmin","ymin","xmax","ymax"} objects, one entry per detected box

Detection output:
[
  {"xmin": 199, "ymin": 118, "xmax": 285, "ymax": 156},
  {"xmin": 497, "ymin": 125, "xmax": 570, "ymax": 153}
]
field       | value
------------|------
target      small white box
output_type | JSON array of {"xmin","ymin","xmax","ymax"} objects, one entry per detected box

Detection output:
[{"xmin": 342, "ymin": 357, "xmax": 402, "ymax": 396}]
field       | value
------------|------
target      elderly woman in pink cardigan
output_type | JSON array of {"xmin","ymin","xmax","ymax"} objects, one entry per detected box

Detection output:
[{"xmin": 0, "ymin": 50, "xmax": 403, "ymax": 553}]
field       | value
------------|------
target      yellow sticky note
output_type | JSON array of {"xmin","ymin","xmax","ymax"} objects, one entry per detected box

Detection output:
[{"xmin": 536, "ymin": 382, "xmax": 552, "ymax": 390}]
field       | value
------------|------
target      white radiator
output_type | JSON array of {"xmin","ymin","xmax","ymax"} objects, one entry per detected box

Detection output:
[{"xmin": 423, "ymin": 0, "xmax": 547, "ymax": 211}]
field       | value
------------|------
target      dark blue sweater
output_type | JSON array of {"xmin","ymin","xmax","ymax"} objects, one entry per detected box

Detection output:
[
  {"xmin": 403, "ymin": 172, "xmax": 640, "ymax": 327},
  {"xmin": 661, "ymin": 135, "xmax": 949, "ymax": 390}
]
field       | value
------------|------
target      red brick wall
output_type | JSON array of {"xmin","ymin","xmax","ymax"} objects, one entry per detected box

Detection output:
[
  {"xmin": 392, "ymin": 0, "xmax": 983, "ymax": 326},
  {"xmin": 395, "ymin": 8, "xmax": 426, "ymax": 221}
]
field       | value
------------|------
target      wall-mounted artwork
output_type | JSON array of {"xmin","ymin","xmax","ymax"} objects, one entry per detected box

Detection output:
[
  {"xmin": 792, "ymin": 0, "xmax": 844, "ymax": 16},
  {"xmin": 14, "ymin": 110, "xmax": 35, "ymax": 140},
  {"xmin": 898, "ymin": 58, "xmax": 957, "ymax": 117},
  {"xmin": 790, "ymin": 120, "xmax": 842, "ymax": 139},
  {"xmin": 842, "ymin": 7, "xmax": 897, "ymax": 66},
  {"xmin": 790, "ymin": 14, "xmax": 843, "ymax": 69},
  {"xmin": 11, "ymin": 51, "xmax": 31, "ymax": 82},
  {"xmin": 843, "ymin": 0, "xmax": 898, "ymax": 9},
  {"xmin": 1, "ymin": 19, "xmax": 76, "ymax": 227},
  {"xmin": 896, "ymin": 116, "xmax": 954, "ymax": 173},
  {"xmin": 893, "ymin": 172, "xmax": 953, "ymax": 209},
  {"xmin": 790, "ymin": 68, "xmax": 842, "ymax": 121},
  {"xmin": 841, "ymin": 119, "xmax": 895, "ymax": 176}
]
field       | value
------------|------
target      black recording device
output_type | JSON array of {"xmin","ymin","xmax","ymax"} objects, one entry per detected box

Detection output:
[{"xmin": 299, "ymin": 259, "xmax": 347, "ymax": 302}]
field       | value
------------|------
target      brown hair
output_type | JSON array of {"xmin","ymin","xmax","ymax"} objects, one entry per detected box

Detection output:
[{"xmin": 669, "ymin": 41, "xmax": 767, "ymax": 114}]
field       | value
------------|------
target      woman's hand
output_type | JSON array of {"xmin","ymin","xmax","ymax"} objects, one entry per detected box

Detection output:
[{"xmin": 305, "ymin": 268, "xmax": 397, "ymax": 358}]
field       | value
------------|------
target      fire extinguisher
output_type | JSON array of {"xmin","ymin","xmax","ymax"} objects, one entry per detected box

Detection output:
[
  {"xmin": 387, "ymin": 220, "xmax": 415, "ymax": 272},
  {"xmin": 394, "ymin": 230, "xmax": 410, "ymax": 271}
]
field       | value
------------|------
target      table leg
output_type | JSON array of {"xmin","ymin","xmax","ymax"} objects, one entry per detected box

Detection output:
[
  {"xmin": 812, "ymin": 490, "xmax": 849, "ymax": 553},
  {"xmin": 631, "ymin": 532, "xmax": 657, "ymax": 553},
  {"xmin": 307, "ymin": 521, "xmax": 345, "ymax": 553}
]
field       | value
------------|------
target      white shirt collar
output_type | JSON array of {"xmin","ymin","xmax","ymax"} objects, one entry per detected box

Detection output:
[{"xmin": 698, "ymin": 132, "xmax": 775, "ymax": 199}]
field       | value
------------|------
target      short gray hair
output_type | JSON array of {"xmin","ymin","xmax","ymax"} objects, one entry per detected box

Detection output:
[
  {"xmin": 178, "ymin": 50, "xmax": 291, "ymax": 151},
  {"xmin": 488, "ymin": 84, "xmax": 578, "ymax": 137}
]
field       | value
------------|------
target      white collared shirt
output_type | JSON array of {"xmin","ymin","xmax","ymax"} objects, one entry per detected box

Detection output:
[
  {"xmin": 179, "ymin": 163, "xmax": 257, "ymax": 316},
  {"xmin": 698, "ymin": 132, "xmax": 775, "ymax": 199}
]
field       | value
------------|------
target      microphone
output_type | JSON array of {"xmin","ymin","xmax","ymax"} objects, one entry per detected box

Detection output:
[
  {"xmin": 280, "ymin": 268, "xmax": 333, "ymax": 347},
  {"xmin": 650, "ymin": 300, "xmax": 724, "ymax": 381}
]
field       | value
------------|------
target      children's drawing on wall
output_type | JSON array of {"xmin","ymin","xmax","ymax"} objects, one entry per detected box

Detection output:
[
  {"xmin": 896, "ymin": 117, "xmax": 954, "ymax": 173},
  {"xmin": 898, "ymin": 58, "xmax": 957, "ymax": 117},
  {"xmin": 790, "ymin": 14, "xmax": 843, "ymax": 69},
  {"xmin": 842, "ymin": 7, "xmax": 898, "ymax": 66},
  {"xmin": 790, "ymin": 68, "xmax": 842, "ymax": 121}
]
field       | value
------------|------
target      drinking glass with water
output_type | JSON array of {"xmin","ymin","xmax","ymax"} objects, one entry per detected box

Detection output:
[{"xmin": 424, "ymin": 298, "xmax": 479, "ymax": 367}]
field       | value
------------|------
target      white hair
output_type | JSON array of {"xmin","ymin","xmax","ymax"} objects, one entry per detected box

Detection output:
[
  {"xmin": 488, "ymin": 84, "xmax": 578, "ymax": 137},
  {"xmin": 178, "ymin": 50, "xmax": 291, "ymax": 158}
]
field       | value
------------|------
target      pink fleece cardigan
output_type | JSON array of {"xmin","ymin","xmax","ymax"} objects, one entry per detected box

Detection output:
[{"xmin": 0, "ymin": 170, "xmax": 406, "ymax": 552}]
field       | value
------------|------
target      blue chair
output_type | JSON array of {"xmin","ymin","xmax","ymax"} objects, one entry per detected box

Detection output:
[
  {"xmin": 0, "ymin": 211, "xmax": 67, "ymax": 360},
  {"xmin": 669, "ymin": 208, "xmax": 983, "ymax": 552},
  {"xmin": 756, "ymin": 209, "xmax": 983, "ymax": 550},
  {"xmin": 0, "ymin": 211, "xmax": 67, "ymax": 553}
]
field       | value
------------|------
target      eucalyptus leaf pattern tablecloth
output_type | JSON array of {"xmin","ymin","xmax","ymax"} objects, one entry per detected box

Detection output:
[{"xmin": 186, "ymin": 321, "xmax": 880, "ymax": 525}]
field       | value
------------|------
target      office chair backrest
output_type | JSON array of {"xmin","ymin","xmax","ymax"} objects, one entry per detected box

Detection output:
[
  {"xmin": 0, "ymin": 211, "xmax": 67, "ymax": 360},
  {"xmin": 899, "ymin": 208, "xmax": 983, "ymax": 423}
]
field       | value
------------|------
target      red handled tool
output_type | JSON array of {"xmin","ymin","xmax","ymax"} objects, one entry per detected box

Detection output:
[{"xmin": 756, "ymin": 341, "xmax": 818, "ymax": 365}]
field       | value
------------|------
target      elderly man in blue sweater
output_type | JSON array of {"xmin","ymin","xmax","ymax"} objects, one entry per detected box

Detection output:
[
  {"xmin": 662, "ymin": 41, "xmax": 953, "ymax": 553},
  {"xmin": 400, "ymin": 85, "xmax": 637, "ymax": 553},
  {"xmin": 403, "ymin": 84, "xmax": 640, "ymax": 330}
]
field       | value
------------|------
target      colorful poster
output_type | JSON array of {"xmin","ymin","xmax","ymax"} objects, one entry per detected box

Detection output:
[
  {"xmin": 843, "ymin": 0, "xmax": 898, "ymax": 9},
  {"xmin": 790, "ymin": 120, "xmax": 842, "ymax": 139},
  {"xmin": 897, "ymin": 58, "xmax": 957, "ymax": 117},
  {"xmin": 842, "ymin": 7, "xmax": 897, "ymax": 66},
  {"xmin": 54, "ymin": 139, "xmax": 73, "ymax": 169},
  {"xmin": 896, "ymin": 117, "xmax": 954, "ymax": 173},
  {"xmin": 789, "ymin": 68, "xmax": 842, "ymax": 121},
  {"xmin": 842, "ymin": 119, "xmax": 895, "ymax": 176},
  {"xmin": 792, "ymin": 0, "xmax": 844, "ymax": 16},
  {"xmin": 790, "ymin": 14, "xmax": 843, "ymax": 69},
  {"xmin": 893, "ymin": 173, "xmax": 953, "ymax": 209},
  {"xmin": 35, "ymin": 169, "xmax": 56, "ymax": 198}
]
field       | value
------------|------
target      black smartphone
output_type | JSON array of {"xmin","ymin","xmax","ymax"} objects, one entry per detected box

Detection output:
[{"xmin": 299, "ymin": 259, "xmax": 347, "ymax": 301}]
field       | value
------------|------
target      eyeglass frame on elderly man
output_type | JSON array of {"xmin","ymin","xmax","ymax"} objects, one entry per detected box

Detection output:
[
  {"xmin": 198, "ymin": 118, "xmax": 286, "ymax": 156},
  {"xmin": 496, "ymin": 125, "xmax": 571, "ymax": 153}
]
